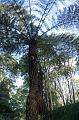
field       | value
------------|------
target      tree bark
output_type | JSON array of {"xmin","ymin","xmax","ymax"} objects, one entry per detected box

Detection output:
[{"xmin": 26, "ymin": 38, "xmax": 46, "ymax": 120}]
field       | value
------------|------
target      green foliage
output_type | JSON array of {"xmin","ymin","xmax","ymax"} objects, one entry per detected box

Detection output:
[
  {"xmin": 0, "ymin": 53, "xmax": 18, "ymax": 75},
  {"xmin": 0, "ymin": 77, "xmax": 18, "ymax": 120},
  {"xmin": 19, "ymin": 54, "xmax": 29, "ymax": 76},
  {"xmin": 0, "ymin": 3, "xmax": 29, "ymax": 53},
  {"xmin": 48, "ymin": 102, "xmax": 79, "ymax": 120},
  {"xmin": 10, "ymin": 83, "xmax": 29, "ymax": 120}
]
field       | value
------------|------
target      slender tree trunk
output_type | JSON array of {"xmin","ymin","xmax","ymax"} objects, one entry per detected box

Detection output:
[
  {"xmin": 26, "ymin": 38, "xmax": 46, "ymax": 120},
  {"xmin": 71, "ymin": 80, "xmax": 75, "ymax": 103},
  {"xmin": 66, "ymin": 77, "xmax": 72, "ymax": 103}
]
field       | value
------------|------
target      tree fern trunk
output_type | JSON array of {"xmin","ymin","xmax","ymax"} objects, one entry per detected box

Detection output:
[{"xmin": 26, "ymin": 38, "xmax": 46, "ymax": 120}]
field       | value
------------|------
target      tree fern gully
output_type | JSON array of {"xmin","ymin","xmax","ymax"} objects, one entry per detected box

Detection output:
[{"xmin": 26, "ymin": 37, "xmax": 46, "ymax": 120}]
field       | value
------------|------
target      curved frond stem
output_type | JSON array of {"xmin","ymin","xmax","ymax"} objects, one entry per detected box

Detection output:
[
  {"xmin": 0, "ymin": 20, "xmax": 28, "ymax": 41},
  {"xmin": 35, "ymin": 0, "xmax": 58, "ymax": 38},
  {"xmin": 40, "ymin": 21, "xmax": 71, "ymax": 37},
  {"xmin": 29, "ymin": 0, "xmax": 35, "ymax": 39},
  {"xmin": 36, "ymin": 0, "xmax": 51, "ymax": 32},
  {"xmin": 29, "ymin": 0, "xmax": 32, "ymax": 27},
  {"xmin": 37, "ymin": 0, "xmax": 56, "ymax": 33},
  {"xmin": 40, "ymin": 22, "xmax": 61, "ymax": 37},
  {"xmin": 8, "ymin": 0, "xmax": 31, "ymax": 38},
  {"xmin": 8, "ymin": 24, "xmax": 29, "ymax": 42}
]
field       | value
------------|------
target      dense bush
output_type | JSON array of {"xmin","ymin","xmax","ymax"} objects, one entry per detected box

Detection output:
[{"xmin": 48, "ymin": 102, "xmax": 79, "ymax": 120}]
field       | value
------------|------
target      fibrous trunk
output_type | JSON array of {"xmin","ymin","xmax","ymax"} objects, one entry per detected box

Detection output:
[{"xmin": 26, "ymin": 38, "xmax": 46, "ymax": 120}]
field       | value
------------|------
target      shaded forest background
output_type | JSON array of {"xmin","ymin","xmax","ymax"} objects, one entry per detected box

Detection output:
[{"xmin": 1, "ymin": 0, "xmax": 79, "ymax": 120}]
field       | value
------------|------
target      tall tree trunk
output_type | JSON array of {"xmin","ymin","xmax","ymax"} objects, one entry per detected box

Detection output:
[{"xmin": 26, "ymin": 38, "xmax": 46, "ymax": 120}]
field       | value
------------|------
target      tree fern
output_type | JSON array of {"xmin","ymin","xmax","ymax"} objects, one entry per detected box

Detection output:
[{"xmin": 0, "ymin": 0, "xmax": 79, "ymax": 120}]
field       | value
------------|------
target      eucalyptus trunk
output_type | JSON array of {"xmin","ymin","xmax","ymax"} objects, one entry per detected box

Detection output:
[{"xmin": 26, "ymin": 38, "xmax": 46, "ymax": 120}]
